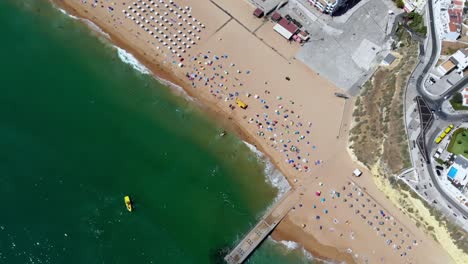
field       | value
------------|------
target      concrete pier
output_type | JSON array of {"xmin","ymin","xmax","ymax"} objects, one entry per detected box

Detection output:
[{"xmin": 224, "ymin": 190, "xmax": 298, "ymax": 264}]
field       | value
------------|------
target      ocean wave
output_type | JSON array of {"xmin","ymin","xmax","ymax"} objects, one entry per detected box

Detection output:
[
  {"xmin": 52, "ymin": 2, "xmax": 195, "ymax": 102},
  {"xmin": 156, "ymin": 76, "xmax": 194, "ymax": 102},
  {"xmin": 115, "ymin": 47, "xmax": 151, "ymax": 75},
  {"xmin": 56, "ymin": 6, "xmax": 78, "ymax": 19},
  {"xmin": 272, "ymin": 239, "xmax": 340, "ymax": 264},
  {"xmin": 53, "ymin": 3, "xmax": 111, "ymax": 39},
  {"xmin": 279, "ymin": 240, "xmax": 300, "ymax": 250},
  {"xmin": 82, "ymin": 19, "xmax": 111, "ymax": 39},
  {"xmin": 242, "ymin": 141, "xmax": 291, "ymax": 200}
]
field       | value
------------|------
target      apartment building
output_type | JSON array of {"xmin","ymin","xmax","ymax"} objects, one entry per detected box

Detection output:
[{"xmin": 306, "ymin": 0, "xmax": 347, "ymax": 14}]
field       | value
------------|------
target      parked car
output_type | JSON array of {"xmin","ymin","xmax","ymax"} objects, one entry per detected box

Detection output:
[
  {"xmin": 436, "ymin": 170, "xmax": 441, "ymax": 176},
  {"xmin": 435, "ymin": 165, "xmax": 444, "ymax": 170}
]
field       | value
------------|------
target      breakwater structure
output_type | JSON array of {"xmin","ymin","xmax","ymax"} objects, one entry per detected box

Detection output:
[{"xmin": 224, "ymin": 189, "xmax": 298, "ymax": 264}]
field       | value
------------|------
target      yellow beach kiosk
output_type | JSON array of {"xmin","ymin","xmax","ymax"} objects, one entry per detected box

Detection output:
[{"xmin": 235, "ymin": 98, "xmax": 248, "ymax": 109}]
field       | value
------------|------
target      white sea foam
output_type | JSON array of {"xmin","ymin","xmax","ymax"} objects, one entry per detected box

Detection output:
[
  {"xmin": 82, "ymin": 19, "xmax": 111, "ymax": 39},
  {"xmin": 54, "ymin": 3, "xmax": 110, "ymax": 39},
  {"xmin": 242, "ymin": 141, "xmax": 290, "ymax": 200},
  {"xmin": 157, "ymin": 77, "xmax": 194, "ymax": 102},
  {"xmin": 52, "ymin": 2, "xmax": 194, "ymax": 102},
  {"xmin": 270, "ymin": 238, "xmax": 340, "ymax": 264},
  {"xmin": 115, "ymin": 47, "xmax": 151, "ymax": 75},
  {"xmin": 57, "ymin": 6, "xmax": 78, "ymax": 19},
  {"xmin": 280, "ymin": 240, "xmax": 299, "ymax": 250}
]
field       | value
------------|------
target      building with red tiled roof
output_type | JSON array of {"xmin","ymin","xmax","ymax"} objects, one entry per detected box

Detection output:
[
  {"xmin": 253, "ymin": 8, "xmax": 264, "ymax": 18},
  {"xmin": 445, "ymin": 0, "xmax": 464, "ymax": 41},
  {"xmin": 271, "ymin": 11, "xmax": 282, "ymax": 22},
  {"xmin": 273, "ymin": 18, "xmax": 299, "ymax": 40}
]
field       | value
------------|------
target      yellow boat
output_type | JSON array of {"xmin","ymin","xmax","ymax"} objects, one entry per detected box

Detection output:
[{"xmin": 124, "ymin": 196, "xmax": 133, "ymax": 212}]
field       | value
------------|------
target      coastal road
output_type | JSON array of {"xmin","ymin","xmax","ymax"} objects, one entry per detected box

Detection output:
[
  {"xmin": 406, "ymin": 0, "xmax": 468, "ymax": 218},
  {"xmin": 425, "ymin": 125, "xmax": 468, "ymax": 218},
  {"xmin": 415, "ymin": 0, "xmax": 468, "ymax": 120}
]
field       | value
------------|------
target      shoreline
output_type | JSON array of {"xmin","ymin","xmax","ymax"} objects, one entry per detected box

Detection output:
[
  {"xmin": 49, "ymin": 1, "xmax": 457, "ymax": 263},
  {"xmin": 51, "ymin": 1, "xmax": 346, "ymax": 262}
]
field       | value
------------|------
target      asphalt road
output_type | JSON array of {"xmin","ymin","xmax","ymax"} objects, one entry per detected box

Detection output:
[{"xmin": 411, "ymin": 0, "xmax": 467, "ymax": 216}]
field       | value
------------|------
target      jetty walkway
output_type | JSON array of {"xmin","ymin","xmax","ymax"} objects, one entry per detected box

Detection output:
[{"xmin": 224, "ymin": 189, "xmax": 298, "ymax": 264}]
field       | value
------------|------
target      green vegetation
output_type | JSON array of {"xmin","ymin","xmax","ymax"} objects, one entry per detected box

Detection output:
[
  {"xmin": 407, "ymin": 12, "xmax": 427, "ymax": 36},
  {"xmin": 447, "ymin": 128, "xmax": 468, "ymax": 158},
  {"xmin": 392, "ymin": 0, "xmax": 405, "ymax": 9},
  {"xmin": 434, "ymin": 157, "xmax": 446, "ymax": 165},
  {"xmin": 449, "ymin": 92, "xmax": 468, "ymax": 111},
  {"xmin": 350, "ymin": 25, "xmax": 468, "ymax": 257},
  {"xmin": 350, "ymin": 25, "xmax": 415, "ymax": 174}
]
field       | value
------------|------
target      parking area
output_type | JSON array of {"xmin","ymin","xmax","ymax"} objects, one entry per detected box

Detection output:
[
  {"xmin": 425, "ymin": 70, "xmax": 463, "ymax": 96},
  {"xmin": 280, "ymin": 0, "xmax": 399, "ymax": 92}
]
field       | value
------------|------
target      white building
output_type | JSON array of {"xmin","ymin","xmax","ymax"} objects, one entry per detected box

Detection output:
[
  {"xmin": 306, "ymin": 0, "xmax": 347, "ymax": 14},
  {"xmin": 403, "ymin": 0, "xmax": 427, "ymax": 13},
  {"xmin": 440, "ymin": 0, "xmax": 464, "ymax": 41},
  {"xmin": 447, "ymin": 155, "xmax": 468, "ymax": 189},
  {"xmin": 437, "ymin": 48, "xmax": 468, "ymax": 76},
  {"xmin": 461, "ymin": 87, "xmax": 468, "ymax": 107}
]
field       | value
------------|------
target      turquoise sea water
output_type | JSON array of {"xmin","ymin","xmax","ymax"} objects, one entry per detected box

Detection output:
[{"xmin": 0, "ymin": 1, "xmax": 316, "ymax": 263}]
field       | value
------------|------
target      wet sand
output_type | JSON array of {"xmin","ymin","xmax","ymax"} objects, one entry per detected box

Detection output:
[{"xmin": 52, "ymin": 0, "xmax": 455, "ymax": 263}]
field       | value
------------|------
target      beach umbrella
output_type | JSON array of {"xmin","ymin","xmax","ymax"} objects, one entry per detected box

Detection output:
[{"xmin": 315, "ymin": 191, "xmax": 321, "ymax": 196}]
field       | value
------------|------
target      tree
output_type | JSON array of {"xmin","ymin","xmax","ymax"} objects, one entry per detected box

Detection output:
[
  {"xmin": 396, "ymin": 0, "xmax": 405, "ymax": 9},
  {"xmin": 453, "ymin": 92, "xmax": 463, "ymax": 104}
]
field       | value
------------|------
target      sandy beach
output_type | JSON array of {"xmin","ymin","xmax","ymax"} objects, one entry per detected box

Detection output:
[{"xmin": 52, "ymin": 0, "xmax": 456, "ymax": 263}]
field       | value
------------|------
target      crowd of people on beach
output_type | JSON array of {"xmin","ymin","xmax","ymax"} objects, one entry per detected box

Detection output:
[
  {"xmin": 76, "ymin": 0, "xmax": 422, "ymax": 262},
  {"xmin": 180, "ymin": 47, "xmax": 419, "ymax": 261}
]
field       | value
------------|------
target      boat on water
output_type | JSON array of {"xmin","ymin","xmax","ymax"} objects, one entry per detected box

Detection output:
[{"xmin": 124, "ymin": 196, "xmax": 133, "ymax": 212}]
